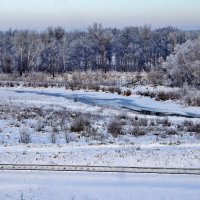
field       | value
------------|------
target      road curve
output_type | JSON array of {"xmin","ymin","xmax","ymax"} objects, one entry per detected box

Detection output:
[{"xmin": 0, "ymin": 164, "xmax": 200, "ymax": 175}]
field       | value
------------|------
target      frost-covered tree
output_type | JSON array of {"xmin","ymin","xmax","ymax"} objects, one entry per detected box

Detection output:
[
  {"xmin": 163, "ymin": 38, "xmax": 200, "ymax": 87},
  {"xmin": 69, "ymin": 35, "xmax": 94, "ymax": 71},
  {"xmin": 88, "ymin": 23, "xmax": 113, "ymax": 72},
  {"xmin": 0, "ymin": 24, "xmax": 197, "ymax": 75},
  {"xmin": 113, "ymin": 26, "xmax": 141, "ymax": 71},
  {"xmin": 40, "ymin": 27, "xmax": 66, "ymax": 77},
  {"xmin": 0, "ymin": 29, "xmax": 15, "ymax": 73},
  {"xmin": 13, "ymin": 30, "xmax": 43, "ymax": 75}
]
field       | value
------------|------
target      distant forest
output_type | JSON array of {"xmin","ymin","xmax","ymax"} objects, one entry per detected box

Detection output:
[{"xmin": 0, "ymin": 23, "xmax": 199, "ymax": 76}]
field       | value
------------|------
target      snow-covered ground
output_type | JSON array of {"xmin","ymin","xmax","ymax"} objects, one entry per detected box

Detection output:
[
  {"xmin": 0, "ymin": 171, "xmax": 200, "ymax": 200},
  {"xmin": 0, "ymin": 86, "xmax": 200, "ymax": 168},
  {"xmin": 0, "ymin": 144, "xmax": 200, "ymax": 168}
]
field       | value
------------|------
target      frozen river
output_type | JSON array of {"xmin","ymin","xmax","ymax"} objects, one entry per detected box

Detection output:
[{"xmin": 14, "ymin": 88, "xmax": 200, "ymax": 118}]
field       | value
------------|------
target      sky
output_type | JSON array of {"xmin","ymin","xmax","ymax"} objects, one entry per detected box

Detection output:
[{"xmin": 0, "ymin": 0, "xmax": 200, "ymax": 31}]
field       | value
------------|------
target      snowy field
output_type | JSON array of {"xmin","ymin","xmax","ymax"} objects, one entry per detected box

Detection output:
[
  {"xmin": 0, "ymin": 144, "xmax": 200, "ymax": 168},
  {"xmin": 0, "ymin": 171, "xmax": 200, "ymax": 200},
  {"xmin": 0, "ymin": 86, "xmax": 200, "ymax": 168}
]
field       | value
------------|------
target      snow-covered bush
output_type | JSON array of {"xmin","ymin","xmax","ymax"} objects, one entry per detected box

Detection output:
[
  {"xmin": 65, "ymin": 132, "xmax": 77, "ymax": 143},
  {"xmin": 165, "ymin": 129, "xmax": 178, "ymax": 136},
  {"xmin": 49, "ymin": 131, "xmax": 57, "ymax": 144},
  {"xmin": 128, "ymin": 126, "xmax": 146, "ymax": 137},
  {"xmin": 185, "ymin": 95, "xmax": 200, "ymax": 107},
  {"xmin": 131, "ymin": 117, "xmax": 148, "ymax": 127},
  {"xmin": 147, "ymin": 70, "xmax": 164, "ymax": 85},
  {"xmin": 35, "ymin": 119, "xmax": 45, "ymax": 132},
  {"xmin": 107, "ymin": 119, "xmax": 123, "ymax": 137},
  {"xmin": 117, "ymin": 112, "xmax": 129, "ymax": 120},
  {"xmin": 155, "ymin": 90, "xmax": 181, "ymax": 101},
  {"xmin": 70, "ymin": 115, "xmax": 91, "ymax": 133},
  {"xmin": 124, "ymin": 89, "xmax": 132, "ymax": 96},
  {"xmin": 19, "ymin": 129, "xmax": 31, "ymax": 144},
  {"xmin": 186, "ymin": 123, "xmax": 200, "ymax": 134}
]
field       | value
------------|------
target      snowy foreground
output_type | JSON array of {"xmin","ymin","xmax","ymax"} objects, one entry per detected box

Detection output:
[
  {"xmin": 0, "ymin": 144, "xmax": 200, "ymax": 168},
  {"xmin": 0, "ymin": 171, "xmax": 200, "ymax": 200},
  {"xmin": 0, "ymin": 87, "xmax": 200, "ymax": 168}
]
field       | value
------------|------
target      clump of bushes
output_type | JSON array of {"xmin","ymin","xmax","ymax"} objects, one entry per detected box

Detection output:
[
  {"xmin": 117, "ymin": 112, "xmax": 128, "ymax": 120},
  {"xmin": 186, "ymin": 123, "xmax": 200, "ymax": 133},
  {"xmin": 115, "ymin": 87, "xmax": 122, "ymax": 95},
  {"xmin": 108, "ymin": 87, "xmax": 116, "ymax": 93},
  {"xmin": 181, "ymin": 120, "xmax": 200, "ymax": 135},
  {"xmin": 124, "ymin": 89, "xmax": 132, "ymax": 96},
  {"xmin": 70, "ymin": 115, "xmax": 91, "ymax": 133},
  {"xmin": 165, "ymin": 129, "xmax": 179, "ymax": 135},
  {"xmin": 182, "ymin": 120, "xmax": 194, "ymax": 127},
  {"xmin": 185, "ymin": 96, "xmax": 200, "ymax": 107},
  {"xmin": 129, "ymin": 126, "xmax": 146, "ymax": 137},
  {"xmin": 136, "ymin": 91, "xmax": 156, "ymax": 98},
  {"xmin": 107, "ymin": 86, "xmax": 122, "ymax": 94},
  {"xmin": 138, "ymin": 118, "xmax": 148, "ymax": 126},
  {"xmin": 131, "ymin": 117, "xmax": 148, "ymax": 127},
  {"xmin": 137, "ymin": 90, "xmax": 182, "ymax": 102},
  {"xmin": 35, "ymin": 119, "xmax": 45, "ymax": 132},
  {"xmin": 65, "ymin": 132, "xmax": 77, "ymax": 143},
  {"xmin": 147, "ymin": 70, "xmax": 164, "ymax": 85},
  {"xmin": 155, "ymin": 91, "xmax": 181, "ymax": 101},
  {"xmin": 92, "ymin": 85, "xmax": 100, "ymax": 91},
  {"xmin": 107, "ymin": 119, "xmax": 123, "ymax": 137},
  {"xmin": 156, "ymin": 117, "xmax": 171, "ymax": 127}
]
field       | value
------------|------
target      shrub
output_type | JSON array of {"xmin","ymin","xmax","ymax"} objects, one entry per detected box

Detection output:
[
  {"xmin": 124, "ymin": 89, "xmax": 132, "ymax": 96},
  {"xmin": 155, "ymin": 91, "xmax": 181, "ymax": 101},
  {"xmin": 108, "ymin": 87, "xmax": 116, "ymax": 93},
  {"xmin": 35, "ymin": 119, "xmax": 45, "ymax": 132},
  {"xmin": 166, "ymin": 129, "xmax": 178, "ymax": 135},
  {"xmin": 182, "ymin": 120, "xmax": 194, "ymax": 127},
  {"xmin": 147, "ymin": 70, "xmax": 163, "ymax": 85},
  {"xmin": 138, "ymin": 118, "xmax": 148, "ymax": 126},
  {"xmin": 50, "ymin": 132, "xmax": 57, "ymax": 144},
  {"xmin": 20, "ymin": 129, "xmax": 31, "ymax": 144},
  {"xmin": 162, "ymin": 118, "xmax": 171, "ymax": 127},
  {"xmin": 115, "ymin": 87, "xmax": 122, "ymax": 95},
  {"xmin": 136, "ymin": 91, "xmax": 156, "ymax": 98},
  {"xmin": 70, "ymin": 115, "xmax": 91, "ymax": 133},
  {"xmin": 187, "ymin": 123, "xmax": 200, "ymax": 133},
  {"xmin": 107, "ymin": 119, "xmax": 123, "ymax": 137},
  {"xmin": 43, "ymin": 83, "xmax": 48, "ymax": 88},
  {"xmin": 131, "ymin": 117, "xmax": 148, "ymax": 127},
  {"xmin": 129, "ymin": 127, "xmax": 146, "ymax": 137},
  {"xmin": 65, "ymin": 132, "xmax": 77, "ymax": 143},
  {"xmin": 193, "ymin": 96, "xmax": 200, "ymax": 106},
  {"xmin": 185, "ymin": 96, "xmax": 200, "ymax": 107},
  {"xmin": 91, "ymin": 85, "xmax": 100, "ymax": 91},
  {"xmin": 118, "ymin": 112, "xmax": 128, "ymax": 120},
  {"xmin": 27, "ymin": 72, "xmax": 47, "ymax": 82},
  {"xmin": 156, "ymin": 91, "xmax": 169, "ymax": 101},
  {"xmin": 150, "ymin": 120, "xmax": 155, "ymax": 126},
  {"xmin": 9, "ymin": 82, "xmax": 14, "ymax": 87},
  {"xmin": 101, "ymin": 87, "xmax": 106, "ymax": 92},
  {"xmin": 85, "ymin": 127, "xmax": 99, "ymax": 138}
]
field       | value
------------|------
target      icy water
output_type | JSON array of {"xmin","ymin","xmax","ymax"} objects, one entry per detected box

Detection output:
[{"xmin": 14, "ymin": 89, "xmax": 200, "ymax": 118}]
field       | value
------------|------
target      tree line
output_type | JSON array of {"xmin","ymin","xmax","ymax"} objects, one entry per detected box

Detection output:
[{"xmin": 0, "ymin": 23, "xmax": 198, "ymax": 76}]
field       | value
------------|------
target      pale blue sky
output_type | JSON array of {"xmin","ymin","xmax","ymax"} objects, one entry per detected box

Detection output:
[{"xmin": 0, "ymin": 0, "xmax": 200, "ymax": 30}]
